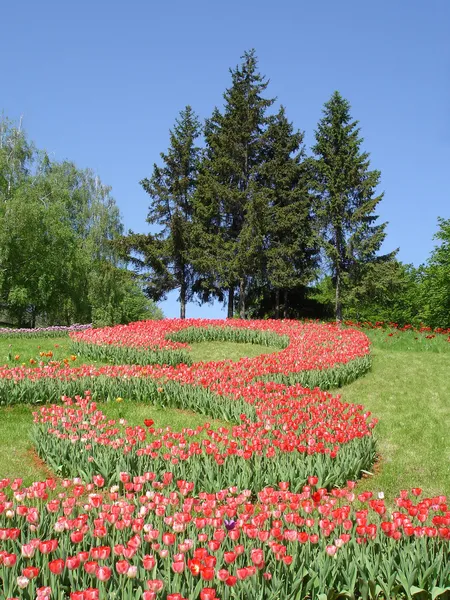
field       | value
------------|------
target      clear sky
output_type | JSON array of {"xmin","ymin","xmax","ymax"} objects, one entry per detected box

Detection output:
[{"xmin": 2, "ymin": 0, "xmax": 449, "ymax": 318}]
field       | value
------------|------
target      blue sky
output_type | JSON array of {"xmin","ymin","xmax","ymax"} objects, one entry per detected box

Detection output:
[{"xmin": 2, "ymin": 0, "xmax": 449, "ymax": 318}]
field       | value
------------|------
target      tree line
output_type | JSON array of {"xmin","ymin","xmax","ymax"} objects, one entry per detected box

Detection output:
[
  {"xmin": 2, "ymin": 49, "xmax": 448, "ymax": 328},
  {"xmin": 0, "ymin": 118, "xmax": 162, "ymax": 327},
  {"xmin": 122, "ymin": 49, "xmax": 435, "ymax": 325},
  {"xmin": 123, "ymin": 49, "xmax": 449, "ymax": 327}
]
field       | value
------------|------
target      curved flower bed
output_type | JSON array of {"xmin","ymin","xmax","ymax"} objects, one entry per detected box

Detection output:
[
  {"xmin": 70, "ymin": 321, "xmax": 370, "ymax": 379},
  {"xmin": 0, "ymin": 321, "xmax": 372, "ymax": 408},
  {"xmin": 32, "ymin": 391, "xmax": 376, "ymax": 492},
  {"xmin": 0, "ymin": 320, "xmax": 449, "ymax": 599}
]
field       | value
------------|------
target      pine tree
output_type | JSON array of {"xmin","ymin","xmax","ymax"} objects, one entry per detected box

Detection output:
[
  {"xmin": 312, "ymin": 91, "xmax": 392, "ymax": 321},
  {"xmin": 127, "ymin": 106, "xmax": 201, "ymax": 318},
  {"xmin": 259, "ymin": 106, "xmax": 317, "ymax": 318},
  {"xmin": 193, "ymin": 50, "xmax": 274, "ymax": 318}
]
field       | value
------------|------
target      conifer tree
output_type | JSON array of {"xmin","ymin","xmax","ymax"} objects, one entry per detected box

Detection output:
[
  {"xmin": 311, "ymin": 91, "xmax": 392, "ymax": 321},
  {"xmin": 126, "ymin": 106, "xmax": 201, "ymax": 318},
  {"xmin": 259, "ymin": 106, "xmax": 317, "ymax": 317},
  {"xmin": 193, "ymin": 50, "xmax": 274, "ymax": 318}
]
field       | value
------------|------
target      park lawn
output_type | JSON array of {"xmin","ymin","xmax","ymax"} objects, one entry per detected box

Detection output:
[
  {"xmin": 0, "ymin": 336, "xmax": 75, "ymax": 367},
  {"xmin": 187, "ymin": 340, "xmax": 278, "ymax": 362},
  {"xmin": 341, "ymin": 348, "xmax": 450, "ymax": 501}
]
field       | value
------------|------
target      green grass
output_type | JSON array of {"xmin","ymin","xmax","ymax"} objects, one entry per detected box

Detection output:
[
  {"xmin": 0, "ymin": 405, "xmax": 53, "ymax": 483},
  {"xmin": 100, "ymin": 399, "xmax": 229, "ymax": 431},
  {"xmin": 187, "ymin": 340, "xmax": 278, "ymax": 362},
  {"xmin": 341, "ymin": 348, "xmax": 450, "ymax": 500},
  {"xmin": 0, "ymin": 336, "xmax": 75, "ymax": 366},
  {"xmin": 358, "ymin": 327, "xmax": 450, "ymax": 352}
]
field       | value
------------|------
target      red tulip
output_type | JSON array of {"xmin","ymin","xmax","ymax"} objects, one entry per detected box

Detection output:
[
  {"xmin": 49, "ymin": 559, "xmax": 64, "ymax": 575},
  {"xmin": 200, "ymin": 588, "xmax": 216, "ymax": 600},
  {"xmin": 115, "ymin": 559, "xmax": 129, "ymax": 575},
  {"xmin": 225, "ymin": 576, "xmax": 237, "ymax": 587},
  {"xmin": 147, "ymin": 580, "xmax": 164, "ymax": 592},
  {"xmin": 143, "ymin": 554, "xmax": 156, "ymax": 570},
  {"xmin": 96, "ymin": 566, "xmax": 112, "ymax": 581},
  {"xmin": 22, "ymin": 566, "xmax": 39, "ymax": 579},
  {"xmin": 172, "ymin": 560, "xmax": 185, "ymax": 573},
  {"xmin": 84, "ymin": 561, "xmax": 98, "ymax": 575},
  {"xmin": 3, "ymin": 553, "xmax": 17, "ymax": 567},
  {"xmin": 201, "ymin": 567, "xmax": 215, "ymax": 581},
  {"xmin": 223, "ymin": 551, "xmax": 236, "ymax": 564}
]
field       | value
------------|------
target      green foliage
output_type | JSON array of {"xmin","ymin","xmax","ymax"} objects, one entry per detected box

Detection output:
[
  {"xmin": 311, "ymin": 92, "xmax": 394, "ymax": 320},
  {"xmin": 248, "ymin": 107, "xmax": 318, "ymax": 318},
  {"xmin": 0, "ymin": 117, "xmax": 157, "ymax": 327},
  {"xmin": 312, "ymin": 261, "xmax": 422, "ymax": 325},
  {"xmin": 89, "ymin": 270, "xmax": 164, "ymax": 327},
  {"xmin": 418, "ymin": 218, "xmax": 450, "ymax": 328}
]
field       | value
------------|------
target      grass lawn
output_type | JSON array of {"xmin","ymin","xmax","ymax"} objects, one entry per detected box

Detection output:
[
  {"xmin": 187, "ymin": 340, "xmax": 278, "ymax": 362},
  {"xmin": 0, "ymin": 336, "xmax": 76, "ymax": 367},
  {"xmin": 341, "ymin": 347, "xmax": 450, "ymax": 500},
  {"xmin": 0, "ymin": 329, "xmax": 448, "ymax": 502}
]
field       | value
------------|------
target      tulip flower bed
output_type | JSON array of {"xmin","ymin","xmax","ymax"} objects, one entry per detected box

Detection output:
[
  {"xmin": 31, "ymin": 392, "xmax": 377, "ymax": 492},
  {"xmin": 0, "ymin": 474, "xmax": 448, "ymax": 600},
  {"xmin": 0, "ymin": 321, "xmax": 372, "ymax": 408},
  {"xmin": 0, "ymin": 319, "xmax": 448, "ymax": 598},
  {"xmin": 69, "ymin": 319, "xmax": 370, "ymax": 371}
]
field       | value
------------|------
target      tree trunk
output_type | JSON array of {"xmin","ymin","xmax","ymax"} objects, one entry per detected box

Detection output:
[
  {"xmin": 335, "ymin": 270, "xmax": 342, "ymax": 322},
  {"xmin": 283, "ymin": 290, "xmax": 289, "ymax": 319},
  {"xmin": 239, "ymin": 278, "xmax": 246, "ymax": 319},
  {"xmin": 335, "ymin": 226, "xmax": 343, "ymax": 323},
  {"xmin": 180, "ymin": 282, "xmax": 186, "ymax": 319},
  {"xmin": 275, "ymin": 289, "xmax": 280, "ymax": 319},
  {"xmin": 227, "ymin": 287, "xmax": 235, "ymax": 319}
]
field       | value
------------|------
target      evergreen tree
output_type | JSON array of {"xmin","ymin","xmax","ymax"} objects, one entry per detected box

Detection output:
[
  {"xmin": 193, "ymin": 50, "xmax": 274, "ymax": 318},
  {"xmin": 129, "ymin": 106, "xmax": 201, "ymax": 318},
  {"xmin": 259, "ymin": 106, "xmax": 317, "ymax": 318},
  {"xmin": 311, "ymin": 91, "xmax": 392, "ymax": 321}
]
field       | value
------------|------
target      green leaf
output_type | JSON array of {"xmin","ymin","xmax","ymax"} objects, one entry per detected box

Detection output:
[{"xmin": 410, "ymin": 586, "xmax": 426, "ymax": 596}]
